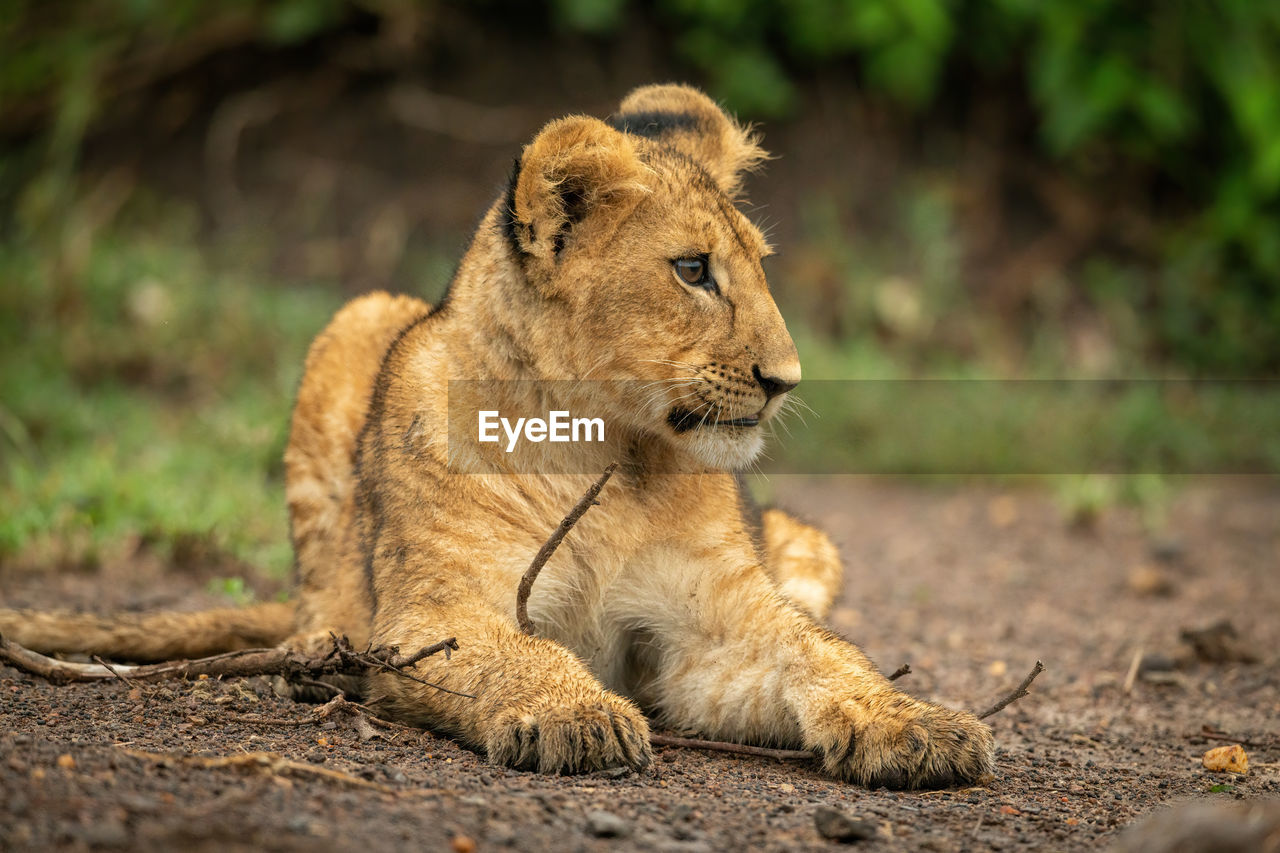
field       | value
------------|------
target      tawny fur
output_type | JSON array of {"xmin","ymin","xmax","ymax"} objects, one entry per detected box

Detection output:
[
  {"xmin": 0, "ymin": 603, "xmax": 294, "ymax": 661},
  {"xmin": 0, "ymin": 85, "xmax": 993, "ymax": 788}
]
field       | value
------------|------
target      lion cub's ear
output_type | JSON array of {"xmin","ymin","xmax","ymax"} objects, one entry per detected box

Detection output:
[
  {"xmin": 506, "ymin": 116, "xmax": 649, "ymax": 270},
  {"xmin": 608, "ymin": 84, "xmax": 767, "ymax": 199}
]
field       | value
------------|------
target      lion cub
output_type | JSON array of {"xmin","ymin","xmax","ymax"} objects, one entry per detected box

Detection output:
[
  {"xmin": 284, "ymin": 84, "xmax": 994, "ymax": 786},
  {"xmin": 2, "ymin": 85, "xmax": 993, "ymax": 788}
]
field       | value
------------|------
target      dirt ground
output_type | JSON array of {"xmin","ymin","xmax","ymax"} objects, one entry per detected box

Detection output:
[{"xmin": 2, "ymin": 477, "xmax": 1278, "ymax": 851}]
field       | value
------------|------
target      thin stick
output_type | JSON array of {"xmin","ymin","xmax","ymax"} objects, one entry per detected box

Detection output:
[
  {"xmin": 92, "ymin": 655, "xmax": 137, "ymax": 685},
  {"xmin": 887, "ymin": 664, "xmax": 911, "ymax": 682},
  {"xmin": 390, "ymin": 637, "xmax": 458, "ymax": 668},
  {"xmin": 976, "ymin": 660, "xmax": 1044, "ymax": 720},
  {"xmin": 516, "ymin": 462, "xmax": 618, "ymax": 636},
  {"xmin": 1193, "ymin": 726, "xmax": 1278, "ymax": 750},
  {"xmin": 0, "ymin": 632, "xmax": 462, "ymax": 695},
  {"xmin": 296, "ymin": 677, "xmax": 345, "ymax": 697},
  {"xmin": 226, "ymin": 694, "xmax": 421, "ymax": 734},
  {"xmin": 348, "ymin": 636, "xmax": 473, "ymax": 699},
  {"xmin": 650, "ymin": 734, "xmax": 814, "ymax": 762},
  {"xmin": 1122, "ymin": 647, "xmax": 1143, "ymax": 694}
]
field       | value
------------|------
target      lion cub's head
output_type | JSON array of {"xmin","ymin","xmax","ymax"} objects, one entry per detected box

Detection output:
[{"xmin": 500, "ymin": 84, "xmax": 799, "ymax": 470}]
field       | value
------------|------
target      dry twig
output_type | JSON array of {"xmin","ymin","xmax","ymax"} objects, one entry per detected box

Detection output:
[
  {"xmin": 976, "ymin": 660, "xmax": 1045, "ymax": 720},
  {"xmin": 226, "ymin": 693, "xmax": 419, "ymax": 740},
  {"xmin": 1191, "ymin": 725, "xmax": 1278, "ymax": 751},
  {"xmin": 0, "ymin": 632, "xmax": 466, "ymax": 696},
  {"xmin": 1122, "ymin": 647, "xmax": 1143, "ymax": 694},
  {"xmin": 650, "ymin": 734, "xmax": 814, "ymax": 762},
  {"xmin": 516, "ymin": 462, "xmax": 619, "ymax": 636},
  {"xmin": 888, "ymin": 664, "xmax": 911, "ymax": 682}
]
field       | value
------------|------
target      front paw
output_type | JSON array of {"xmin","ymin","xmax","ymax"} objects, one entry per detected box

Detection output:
[
  {"xmin": 484, "ymin": 692, "xmax": 652, "ymax": 775},
  {"xmin": 808, "ymin": 696, "xmax": 994, "ymax": 789}
]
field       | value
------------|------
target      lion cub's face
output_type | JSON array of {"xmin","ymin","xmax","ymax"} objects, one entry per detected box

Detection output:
[{"xmin": 505, "ymin": 85, "xmax": 800, "ymax": 470}]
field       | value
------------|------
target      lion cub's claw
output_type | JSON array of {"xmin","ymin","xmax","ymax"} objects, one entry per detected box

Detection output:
[
  {"xmin": 485, "ymin": 695, "xmax": 652, "ymax": 775},
  {"xmin": 816, "ymin": 700, "xmax": 994, "ymax": 790}
]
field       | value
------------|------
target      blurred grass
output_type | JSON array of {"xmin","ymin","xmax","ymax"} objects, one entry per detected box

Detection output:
[
  {"xmin": 774, "ymin": 185, "xmax": 1280, "ymax": 486},
  {"xmin": 0, "ymin": 201, "xmax": 341, "ymax": 576}
]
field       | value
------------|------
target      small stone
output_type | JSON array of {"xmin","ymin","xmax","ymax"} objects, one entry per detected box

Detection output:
[
  {"xmin": 1127, "ymin": 565, "xmax": 1174, "ymax": 596},
  {"xmin": 450, "ymin": 834, "xmax": 477, "ymax": 853},
  {"xmin": 586, "ymin": 810, "xmax": 631, "ymax": 838},
  {"xmin": 1203, "ymin": 744, "xmax": 1249, "ymax": 774},
  {"xmin": 814, "ymin": 806, "xmax": 875, "ymax": 843},
  {"xmin": 56, "ymin": 754, "xmax": 75, "ymax": 770}
]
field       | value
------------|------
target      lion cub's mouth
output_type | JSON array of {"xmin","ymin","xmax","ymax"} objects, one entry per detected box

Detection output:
[{"xmin": 666, "ymin": 408, "xmax": 760, "ymax": 434}]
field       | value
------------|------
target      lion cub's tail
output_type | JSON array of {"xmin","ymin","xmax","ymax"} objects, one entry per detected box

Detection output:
[{"xmin": 0, "ymin": 601, "xmax": 295, "ymax": 662}]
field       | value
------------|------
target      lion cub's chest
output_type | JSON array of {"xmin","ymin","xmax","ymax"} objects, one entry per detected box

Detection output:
[{"xmin": 520, "ymin": 539, "xmax": 682, "ymax": 697}]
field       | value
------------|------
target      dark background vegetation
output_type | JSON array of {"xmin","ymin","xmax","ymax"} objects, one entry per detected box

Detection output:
[{"xmin": 1, "ymin": 0, "xmax": 1278, "ymax": 578}]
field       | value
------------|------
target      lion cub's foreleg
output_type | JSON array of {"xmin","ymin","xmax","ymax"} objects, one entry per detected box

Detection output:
[
  {"xmin": 759, "ymin": 508, "xmax": 843, "ymax": 621},
  {"xmin": 622, "ymin": 546, "xmax": 994, "ymax": 789},
  {"xmin": 363, "ymin": 598, "xmax": 652, "ymax": 774}
]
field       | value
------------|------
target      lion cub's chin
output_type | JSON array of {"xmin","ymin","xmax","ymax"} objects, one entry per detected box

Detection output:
[{"xmin": 679, "ymin": 426, "xmax": 767, "ymax": 472}]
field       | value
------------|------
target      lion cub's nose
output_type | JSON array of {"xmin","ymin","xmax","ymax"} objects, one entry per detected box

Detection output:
[{"xmin": 752, "ymin": 364, "xmax": 800, "ymax": 400}]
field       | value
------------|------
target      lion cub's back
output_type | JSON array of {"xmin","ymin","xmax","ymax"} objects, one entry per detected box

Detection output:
[{"xmin": 285, "ymin": 292, "xmax": 430, "ymax": 641}]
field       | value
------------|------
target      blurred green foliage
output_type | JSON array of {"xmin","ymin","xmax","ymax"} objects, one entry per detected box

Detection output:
[
  {"xmin": 0, "ymin": 194, "xmax": 338, "ymax": 575},
  {"xmin": 4, "ymin": 0, "xmax": 1277, "ymax": 370},
  {"xmin": 550, "ymin": 0, "xmax": 1280, "ymax": 372}
]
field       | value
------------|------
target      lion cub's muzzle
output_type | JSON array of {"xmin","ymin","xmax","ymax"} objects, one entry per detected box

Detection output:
[{"xmin": 665, "ymin": 361, "xmax": 799, "ymax": 434}]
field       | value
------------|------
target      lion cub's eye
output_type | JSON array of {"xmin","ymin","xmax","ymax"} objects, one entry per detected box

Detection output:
[{"xmin": 673, "ymin": 256, "xmax": 715, "ymax": 291}]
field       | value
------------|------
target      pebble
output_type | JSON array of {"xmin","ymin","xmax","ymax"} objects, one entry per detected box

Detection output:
[
  {"xmin": 813, "ymin": 806, "xmax": 875, "ymax": 842},
  {"xmin": 1127, "ymin": 565, "xmax": 1175, "ymax": 596},
  {"xmin": 586, "ymin": 809, "xmax": 632, "ymax": 838}
]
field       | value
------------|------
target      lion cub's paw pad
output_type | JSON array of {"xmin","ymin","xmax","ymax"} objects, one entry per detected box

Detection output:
[{"xmin": 486, "ymin": 699, "xmax": 652, "ymax": 775}]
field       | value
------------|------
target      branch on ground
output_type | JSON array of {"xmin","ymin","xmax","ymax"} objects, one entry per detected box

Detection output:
[
  {"xmin": 650, "ymin": 734, "xmax": 814, "ymax": 761},
  {"xmin": 976, "ymin": 660, "xmax": 1045, "ymax": 720},
  {"xmin": 0, "ymin": 632, "xmax": 466, "ymax": 696}
]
